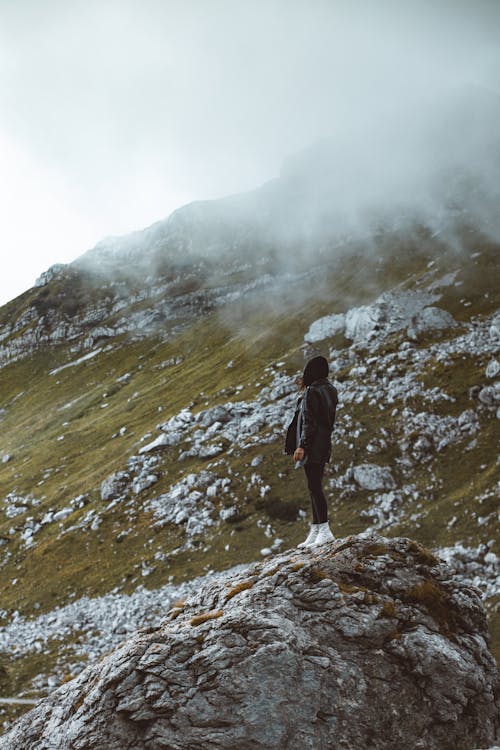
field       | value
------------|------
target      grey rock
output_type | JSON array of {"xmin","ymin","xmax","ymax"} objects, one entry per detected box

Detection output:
[
  {"xmin": 197, "ymin": 443, "xmax": 224, "ymax": 458},
  {"xmin": 197, "ymin": 404, "xmax": 232, "ymax": 428},
  {"xmin": 131, "ymin": 474, "xmax": 158, "ymax": 495},
  {"xmin": 2, "ymin": 535, "xmax": 498, "ymax": 750},
  {"xmin": 34, "ymin": 263, "xmax": 66, "ymax": 288},
  {"xmin": 457, "ymin": 409, "xmax": 479, "ymax": 433},
  {"xmin": 407, "ymin": 305, "xmax": 457, "ymax": 339},
  {"xmin": 138, "ymin": 433, "xmax": 172, "ymax": 453},
  {"xmin": 305, "ymin": 312, "xmax": 346, "ymax": 343},
  {"xmin": 411, "ymin": 433, "xmax": 434, "ymax": 460},
  {"xmin": 219, "ymin": 505, "xmax": 238, "ymax": 521},
  {"xmin": 478, "ymin": 386, "xmax": 500, "ymax": 407},
  {"xmin": 100, "ymin": 471, "xmax": 130, "ymax": 502},
  {"xmin": 486, "ymin": 359, "xmax": 500, "ymax": 379},
  {"xmin": 352, "ymin": 463, "xmax": 396, "ymax": 491}
]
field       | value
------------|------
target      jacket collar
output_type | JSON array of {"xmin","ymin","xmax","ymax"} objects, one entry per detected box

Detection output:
[{"xmin": 309, "ymin": 377, "xmax": 330, "ymax": 386}]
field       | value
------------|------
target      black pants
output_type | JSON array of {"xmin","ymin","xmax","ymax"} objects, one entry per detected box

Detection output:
[{"xmin": 304, "ymin": 462, "xmax": 328, "ymax": 524}]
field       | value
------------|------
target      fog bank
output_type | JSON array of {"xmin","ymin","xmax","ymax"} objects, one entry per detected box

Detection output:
[{"xmin": 0, "ymin": 0, "xmax": 499, "ymax": 303}]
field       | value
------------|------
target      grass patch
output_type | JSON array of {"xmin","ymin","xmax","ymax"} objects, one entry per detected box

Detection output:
[
  {"xmin": 224, "ymin": 580, "xmax": 255, "ymax": 600},
  {"xmin": 407, "ymin": 540, "xmax": 440, "ymax": 567},
  {"xmin": 378, "ymin": 600, "xmax": 398, "ymax": 619},
  {"xmin": 404, "ymin": 580, "xmax": 458, "ymax": 635},
  {"xmin": 189, "ymin": 610, "xmax": 223, "ymax": 627}
]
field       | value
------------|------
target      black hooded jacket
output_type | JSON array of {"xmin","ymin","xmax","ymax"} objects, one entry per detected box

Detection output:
[{"xmin": 285, "ymin": 377, "xmax": 338, "ymax": 463}]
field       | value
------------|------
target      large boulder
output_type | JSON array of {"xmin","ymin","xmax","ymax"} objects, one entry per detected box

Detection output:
[
  {"xmin": 352, "ymin": 463, "xmax": 396, "ymax": 491},
  {"xmin": 1, "ymin": 535, "xmax": 499, "ymax": 750}
]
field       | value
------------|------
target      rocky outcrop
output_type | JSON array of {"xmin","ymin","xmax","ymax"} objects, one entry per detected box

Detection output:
[
  {"xmin": 304, "ymin": 287, "xmax": 459, "ymax": 347},
  {"xmin": 1, "ymin": 535, "xmax": 498, "ymax": 750}
]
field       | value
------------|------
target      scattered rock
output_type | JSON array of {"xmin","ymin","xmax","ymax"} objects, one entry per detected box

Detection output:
[
  {"xmin": 305, "ymin": 313, "xmax": 346, "ymax": 343},
  {"xmin": 131, "ymin": 474, "xmax": 158, "ymax": 495},
  {"xmin": 486, "ymin": 359, "xmax": 500, "ymax": 379},
  {"xmin": 351, "ymin": 463, "xmax": 396, "ymax": 491},
  {"xmin": 138, "ymin": 433, "xmax": 172, "ymax": 453},
  {"xmin": 219, "ymin": 506, "xmax": 239, "ymax": 521},
  {"xmin": 478, "ymin": 385, "xmax": 500, "ymax": 407},
  {"xmin": 52, "ymin": 507, "xmax": 73, "ymax": 523},
  {"xmin": 407, "ymin": 306, "xmax": 457, "ymax": 340},
  {"xmin": 100, "ymin": 472, "xmax": 130, "ymax": 502}
]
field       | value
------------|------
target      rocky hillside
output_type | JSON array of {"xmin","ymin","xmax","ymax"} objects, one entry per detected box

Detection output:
[
  {"xmin": 1, "ymin": 535, "xmax": 498, "ymax": 750},
  {"xmin": 0, "ymin": 133, "xmax": 499, "ymax": 733}
]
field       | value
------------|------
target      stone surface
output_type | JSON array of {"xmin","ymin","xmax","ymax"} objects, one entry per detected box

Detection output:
[
  {"xmin": 1, "ymin": 535, "xmax": 498, "ymax": 750},
  {"xmin": 407, "ymin": 305, "xmax": 457, "ymax": 339},
  {"xmin": 304, "ymin": 312, "xmax": 346, "ymax": 343},
  {"xmin": 351, "ymin": 463, "xmax": 396, "ymax": 491},
  {"xmin": 485, "ymin": 359, "xmax": 500, "ymax": 379}
]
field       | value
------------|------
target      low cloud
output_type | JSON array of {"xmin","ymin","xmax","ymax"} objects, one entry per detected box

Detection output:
[{"xmin": 0, "ymin": 1, "xmax": 499, "ymax": 304}]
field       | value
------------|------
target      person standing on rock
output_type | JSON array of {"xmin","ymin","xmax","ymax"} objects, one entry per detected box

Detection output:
[{"xmin": 285, "ymin": 355, "xmax": 338, "ymax": 548}]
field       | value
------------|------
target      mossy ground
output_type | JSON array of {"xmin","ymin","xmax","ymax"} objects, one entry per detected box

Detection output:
[{"xmin": 0, "ymin": 239, "xmax": 498, "ymax": 724}]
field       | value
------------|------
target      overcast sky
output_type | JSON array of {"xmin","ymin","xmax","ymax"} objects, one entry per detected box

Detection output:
[{"xmin": 0, "ymin": 0, "xmax": 499, "ymax": 306}]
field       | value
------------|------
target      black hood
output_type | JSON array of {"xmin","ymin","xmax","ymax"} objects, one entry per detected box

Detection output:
[{"xmin": 303, "ymin": 356, "xmax": 329, "ymax": 386}]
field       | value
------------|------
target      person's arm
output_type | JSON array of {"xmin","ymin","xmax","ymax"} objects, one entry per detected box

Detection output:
[{"xmin": 299, "ymin": 387, "xmax": 318, "ymax": 452}]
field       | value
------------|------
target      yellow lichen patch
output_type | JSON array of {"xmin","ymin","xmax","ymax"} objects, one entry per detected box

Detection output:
[
  {"xmin": 171, "ymin": 598, "xmax": 186, "ymax": 609},
  {"xmin": 290, "ymin": 562, "xmax": 305, "ymax": 572},
  {"xmin": 224, "ymin": 580, "xmax": 255, "ymax": 601},
  {"xmin": 189, "ymin": 610, "xmax": 223, "ymax": 627}
]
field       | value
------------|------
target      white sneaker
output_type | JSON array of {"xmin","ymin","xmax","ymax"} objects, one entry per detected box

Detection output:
[
  {"xmin": 297, "ymin": 524, "xmax": 319, "ymax": 548},
  {"xmin": 310, "ymin": 522, "xmax": 335, "ymax": 547}
]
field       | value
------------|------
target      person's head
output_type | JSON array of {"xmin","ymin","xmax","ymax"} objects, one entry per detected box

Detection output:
[{"xmin": 302, "ymin": 355, "xmax": 329, "ymax": 387}]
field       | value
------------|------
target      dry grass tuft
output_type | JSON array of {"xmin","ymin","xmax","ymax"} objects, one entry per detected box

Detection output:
[
  {"xmin": 263, "ymin": 566, "xmax": 280, "ymax": 577},
  {"xmin": 337, "ymin": 581, "xmax": 364, "ymax": 594},
  {"xmin": 307, "ymin": 567, "xmax": 333, "ymax": 584},
  {"xmin": 189, "ymin": 610, "xmax": 223, "ymax": 627},
  {"xmin": 225, "ymin": 580, "xmax": 255, "ymax": 601},
  {"xmin": 407, "ymin": 540, "xmax": 440, "ymax": 567},
  {"xmin": 378, "ymin": 600, "xmax": 397, "ymax": 619},
  {"xmin": 405, "ymin": 580, "xmax": 457, "ymax": 634},
  {"xmin": 359, "ymin": 542, "xmax": 390, "ymax": 558}
]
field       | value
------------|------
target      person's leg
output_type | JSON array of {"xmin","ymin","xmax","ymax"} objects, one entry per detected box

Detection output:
[
  {"xmin": 304, "ymin": 462, "xmax": 328, "ymax": 524},
  {"xmin": 297, "ymin": 463, "xmax": 322, "ymax": 548},
  {"xmin": 305, "ymin": 467, "xmax": 319, "ymax": 524},
  {"xmin": 304, "ymin": 462, "xmax": 334, "ymax": 546}
]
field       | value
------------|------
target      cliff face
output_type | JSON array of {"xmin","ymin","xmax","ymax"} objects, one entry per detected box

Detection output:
[{"xmin": 1, "ymin": 535, "xmax": 498, "ymax": 750}]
